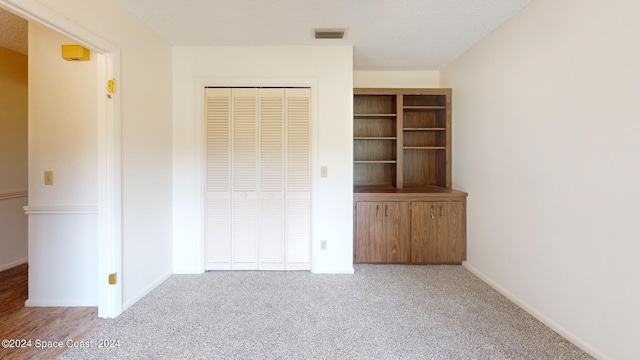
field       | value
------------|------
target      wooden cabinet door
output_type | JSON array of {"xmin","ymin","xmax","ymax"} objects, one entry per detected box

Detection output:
[
  {"xmin": 355, "ymin": 202, "xmax": 384, "ymax": 263},
  {"xmin": 355, "ymin": 201, "xmax": 410, "ymax": 263},
  {"xmin": 383, "ymin": 201, "xmax": 410, "ymax": 262},
  {"xmin": 439, "ymin": 200, "xmax": 465, "ymax": 263},
  {"xmin": 411, "ymin": 200, "xmax": 465, "ymax": 263},
  {"xmin": 411, "ymin": 202, "xmax": 441, "ymax": 263}
]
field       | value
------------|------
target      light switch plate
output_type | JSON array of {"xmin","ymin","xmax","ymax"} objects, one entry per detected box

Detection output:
[
  {"xmin": 44, "ymin": 171, "xmax": 54, "ymax": 185},
  {"xmin": 320, "ymin": 166, "xmax": 328, "ymax": 178}
]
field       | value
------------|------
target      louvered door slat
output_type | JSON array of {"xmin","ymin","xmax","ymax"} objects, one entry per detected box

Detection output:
[
  {"xmin": 206, "ymin": 93, "xmax": 231, "ymax": 192},
  {"xmin": 232, "ymin": 89, "xmax": 258, "ymax": 192},
  {"xmin": 259, "ymin": 196, "xmax": 284, "ymax": 268},
  {"xmin": 231, "ymin": 88, "xmax": 259, "ymax": 269},
  {"xmin": 233, "ymin": 195, "xmax": 258, "ymax": 269},
  {"xmin": 259, "ymin": 89, "xmax": 285, "ymax": 269},
  {"xmin": 204, "ymin": 88, "xmax": 232, "ymax": 270},
  {"xmin": 259, "ymin": 89, "xmax": 285, "ymax": 193},
  {"xmin": 286, "ymin": 90, "xmax": 311, "ymax": 193},
  {"xmin": 285, "ymin": 88, "xmax": 311, "ymax": 269},
  {"xmin": 206, "ymin": 196, "xmax": 231, "ymax": 268},
  {"xmin": 286, "ymin": 196, "xmax": 310, "ymax": 269}
]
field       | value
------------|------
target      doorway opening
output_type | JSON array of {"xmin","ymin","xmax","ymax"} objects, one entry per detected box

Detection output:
[{"xmin": 0, "ymin": 0, "xmax": 122, "ymax": 318}]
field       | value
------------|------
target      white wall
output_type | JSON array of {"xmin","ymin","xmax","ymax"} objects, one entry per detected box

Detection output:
[
  {"xmin": 0, "ymin": 46, "xmax": 28, "ymax": 271},
  {"xmin": 172, "ymin": 46, "xmax": 354, "ymax": 274},
  {"xmin": 27, "ymin": 22, "xmax": 98, "ymax": 305},
  {"xmin": 441, "ymin": 0, "xmax": 640, "ymax": 359},
  {"xmin": 30, "ymin": 0, "xmax": 173, "ymax": 309},
  {"xmin": 354, "ymin": 71, "xmax": 440, "ymax": 88}
]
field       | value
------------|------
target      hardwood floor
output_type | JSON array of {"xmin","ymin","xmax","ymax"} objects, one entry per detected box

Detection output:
[{"xmin": 0, "ymin": 264, "xmax": 104, "ymax": 360}]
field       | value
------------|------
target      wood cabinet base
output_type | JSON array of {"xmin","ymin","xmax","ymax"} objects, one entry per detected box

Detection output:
[{"xmin": 354, "ymin": 187, "xmax": 467, "ymax": 264}]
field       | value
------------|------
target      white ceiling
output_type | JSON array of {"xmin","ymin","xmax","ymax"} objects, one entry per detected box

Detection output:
[
  {"xmin": 0, "ymin": 7, "xmax": 27, "ymax": 55},
  {"xmin": 116, "ymin": 0, "xmax": 532, "ymax": 70},
  {"xmin": 1, "ymin": 1, "xmax": 532, "ymax": 70}
]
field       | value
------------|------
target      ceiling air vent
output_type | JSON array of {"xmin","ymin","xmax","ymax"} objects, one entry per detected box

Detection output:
[{"xmin": 313, "ymin": 28, "xmax": 347, "ymax": 40}]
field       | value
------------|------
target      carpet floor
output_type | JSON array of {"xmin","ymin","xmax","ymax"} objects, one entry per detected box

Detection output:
[{"xmin": 59, "ymin": 265, "xmax": 592, "ymax": 359}]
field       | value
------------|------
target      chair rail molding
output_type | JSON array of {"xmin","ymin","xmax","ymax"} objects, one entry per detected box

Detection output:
[{"xmin": 23, "ymin": 204, "xmax": 98, "ymax": 215}]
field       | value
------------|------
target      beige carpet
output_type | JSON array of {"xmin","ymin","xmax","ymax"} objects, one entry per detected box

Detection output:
[{"xmin": 59, "ymin": 265, "xmax": 592, "ymax": 359}]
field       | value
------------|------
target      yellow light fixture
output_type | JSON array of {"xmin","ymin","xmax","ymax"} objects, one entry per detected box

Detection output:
[{"xmin": 61, "ymin": 45, "xmax": 90, "ymax": 61}]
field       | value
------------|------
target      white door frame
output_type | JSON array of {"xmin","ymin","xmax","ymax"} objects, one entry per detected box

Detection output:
[{"xmin": 0, "ymin": 0, "xmax": 122, "ymax": 318}]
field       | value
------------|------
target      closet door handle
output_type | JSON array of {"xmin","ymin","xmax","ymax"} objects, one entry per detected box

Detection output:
[{"xmin": 430, "ymin": 205, "xmax": 436, "ymax": 219}]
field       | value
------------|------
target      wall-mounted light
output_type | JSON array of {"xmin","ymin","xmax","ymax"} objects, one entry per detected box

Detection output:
[{"xmin": 61, "ymin": 45, "xmax": 90, "ymax": 61}]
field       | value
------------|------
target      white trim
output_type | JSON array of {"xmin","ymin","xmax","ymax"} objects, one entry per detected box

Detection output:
[
  {"xmin": 1, "ymin": 0, "xmax": 122, "ymax": 318},
  {"xmin": 172, "ymin": 266, "xmax": 203, "ymax": 275},
  {"xmin": 311, "ymin": 267, "xmax": 355, "ymax": 274},
  {"xmin": 0, "ymin": 258, "xmax": 27, "ymax": 272},
  {"xmin": 122, "ymin": 270, "xmax": 172, "ymax": 311},
  {"xmin": 0, "ymin": 0, "xmax": 117, "ymax": 53},
  {"xmin": 97, "ymin": 50, "xmax": 123, "ymax": 318},
  {"xmin": 196, "ymin": 78, "xmax": 319, "ymax": 273},
  {"xmin": 462, "ymin": 261, "xmax": 610, "ymax": 360},
  {"xmin": 23, "ymin": 204, "xmax": 98, "ymax": 215},
  {"xmin": 0, "ymin": 190, "xmax": 27, "ymax": 201}
]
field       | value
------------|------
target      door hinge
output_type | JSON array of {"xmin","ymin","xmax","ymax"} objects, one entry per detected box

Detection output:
[
  {"xmin": 108, "ymin": 273, "xmax": 117, "ymax": 285},
  {"xmin": 107, "ymin": 79, "xmax": 116, "ymax": 95}
]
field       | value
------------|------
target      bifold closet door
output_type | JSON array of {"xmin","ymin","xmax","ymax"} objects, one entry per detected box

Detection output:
[
  {"xmin": 231, "ymin": 88, "xmax": 260, "ymax": 269},
  {"xmin": 205, "ymin": 88, "xmax": 232, "ymax": 270},
  {"xmin": 204, "ymin": 87, "xmax": 310, "ymax": 270},
  {"xmin": 284, "ymin": 88, "xmax": 311, "ymax": 270},
  {"xmin": 258, "ymin": 89, "xmax": 285, "ymax": 270}
]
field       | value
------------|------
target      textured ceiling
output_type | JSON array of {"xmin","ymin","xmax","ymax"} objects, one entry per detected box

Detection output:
[
  {"xmin": 0, "ymin": 1, "xmax": 532, "ymax": 69},
  {"xmin": 0, "ymin": 7, "xmax": 27, "ymax": 55},
  {"xmin": 116, "ymin": 0, "xmax": 532, "ymax": 70}
]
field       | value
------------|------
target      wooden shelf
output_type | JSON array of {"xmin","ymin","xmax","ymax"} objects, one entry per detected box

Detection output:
[
  {"xmin": 403, "ymin": 146, "xmax": 446, "ymax": 150},
  {"xmin": 354, "ymin": 114, "xmax": 396, "ymax": 117},
  {"xmin": 354, "ymin": 160, "xmax": 397, "ymax": 164},
  {"xmin": 403, "ymin": 128, "xmax": 446, "ymax": 131},
  {"xmin": 354, "ymin": 88, "xmax": 451, "ymax": 189},
  {"xmin": 354, "ymin": 137, "xmax": 397, "ymax": 140},
  {"xmin": 403, "ymin": 106, "xmax": 446, "ymax": 110}
]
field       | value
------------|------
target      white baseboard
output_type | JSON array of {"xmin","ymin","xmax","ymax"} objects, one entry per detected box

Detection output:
[
  {"xmin": 0, "ymin": 258, "xmax": 27, "ymax": 272},
  {"xmin": 173, "ymin": 267, "xmax": 204, "ymax": 274},
  {"xmin": 122, "ymin": 270, "xmax": 172, "ymax": 311},
  {"xmin": 311, "ymin": 266, "xmax": 355, "ymax": 274},
  {"xmin": 25, "ymin": 298, "xmax": 98, "ymax": 307},
  {"xmin": 462, "ymin": 261, "xmax": 610, "ymax": 360}
]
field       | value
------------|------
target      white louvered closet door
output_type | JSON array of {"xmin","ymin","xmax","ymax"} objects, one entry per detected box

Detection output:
[
  {"xmin": 204, "ymin": 87, "xmax": 310, "ymax": 271},
  {"xmin": 285, "ymin": 88, "xmax": 311, "ymax": 270},
  {"xmin": 259, "ymin": 89, "xmax": 285, "ymax": 269},
  {"xmin": 231, "ymin": 88, "xmax": 260, "ymax": 269},
  {"xmin": 205, "ymin": 88, "xmax": 232, "ymax": 270}
]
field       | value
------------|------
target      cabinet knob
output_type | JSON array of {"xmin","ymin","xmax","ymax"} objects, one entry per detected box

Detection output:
[
  {"xmin": 385, "ymin": 205, "xmax": 388, "ymax": 217},
  {"xmin": 376, "ymin": 205, "xmax": 379, "ymax": 217},
  {"xmin": 440, "ymin": 206, "xmax": 444, "ymax": 217},
  {"xmin": 431, "ymin": 206, "xmax": 436, "ymax": 219}
]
